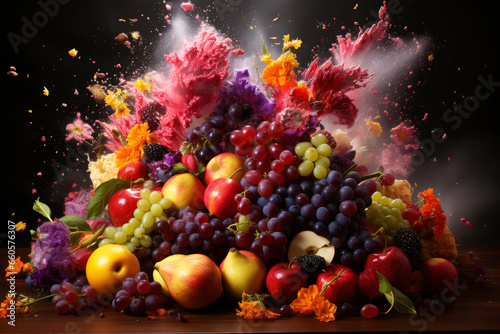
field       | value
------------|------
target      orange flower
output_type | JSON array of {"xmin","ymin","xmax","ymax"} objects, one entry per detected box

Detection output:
[
  {"xmin": 290, "ymin": 84, "xmax": 311, "ymax": 107},
  {"xmin": 262, "ymin": 52, "xmax": 299, "ymax": 87},
  {"xmin": 290, "ymin": 284, "xmax": 321, "ymax": 315},
  {"xmin": 5, "ymin": 257, "xmax": 31, "ymax": 278},
  {"xmin": 236, "ymin": 292, "xmax": 280, "ymax": 320},
  {"xmin": 413, "ymin": 188, "xmax": 447, "ymax": 240},
  {"xmin": 313, "ymin": 297, "xmax": 337, "ymax": 322},
  {"xmin": 115, "ymin": 122, "xmax": 158, "ymax": 168},
  {"xmin": 0, "ymin": 295, "xmax": 14, "ymax": 318},
  {"xmin": 115, "ymin": 145, "xmax": 142, "ymax": 168}
]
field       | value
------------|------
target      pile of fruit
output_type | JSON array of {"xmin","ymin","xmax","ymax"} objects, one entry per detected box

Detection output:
[{"xmin": 9, "ymin": 2, "xmax": 486, "ymax": 324}]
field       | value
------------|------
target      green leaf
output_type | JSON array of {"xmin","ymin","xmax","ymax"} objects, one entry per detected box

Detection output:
[
  {"xmin": 172, "ymin": 163, "xmax": 189, "ymax": 174},
  {"xmin": 87, "ymin": 178, "xmax": 130, "ymax": 220},
  {"xmin": 33, "ymin": 198, "xmax": 53, "ymax": 222},
  {"xmin": 377, "ymin": 271, "xmax": 393, "ymax": 294},
  {"xmin": 262, "ymin": 42, "xmax": 269, "ymax": 56},
  {"xmin": 381, "ymin": 291, "xmax": 395, "ymax": 314},
  {"xmin": 391, "ymin": 287, "xmax": 417, "ymax": 314},
  {"xmin": 60, "ymin": 215, "xmax": 92, "ymax": 232}
]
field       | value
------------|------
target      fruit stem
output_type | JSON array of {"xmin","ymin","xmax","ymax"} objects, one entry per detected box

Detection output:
[
  {"xmin": 309, "ymin": 243, "xmax": 331, "ymax": 256},
  {"xmin": 360, "ymin": 172, "xmax": 382, "ymax": 181},
  {"xmin": 229, "ymin": 168, "xmax": 243, "ymax": 180},
  {"xmin": 342, "ymin": 163, "xmax": 357, "ymax": 178},
  {"xmin": 25, "ymin": 293, "xmax": 58, "ymax": 306},
  {"xmin": 319, "ymin": 269, "xmax": 345, "ymax": 295},
  {"xmin": 72, "ymin": 224, "xmax": 106, "ymax": 252},
  {"xmin": 288, "ymin": 256, "xmax": 297, "ymax": 269},
  {"xmin": 372, "ymin": 227, "xmax": 387, "ymax": 252}
]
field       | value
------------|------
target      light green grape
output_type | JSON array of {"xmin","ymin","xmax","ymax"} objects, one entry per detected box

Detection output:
[
  {"xmin": 314, "ymin": 156, "xmax": 331, "ymax": 168},
  {"xmin": 316, "ymin": 143, "xmax": 332, "ymax": 157},
  {"xmin": 155, "ymin": 213, "xmax": 168, "ymax": 222},
  {"xmin": 142, "ymin": 180, "xmax": 155, "ymax": 189},
  {"xmin": 140, "ymin": 188, "xmax": 151, "ymax": 200},
  {"xmin": 134, "ymin": 227, "xmax": 146, "ymax": 238},
  {"xmin": 128, "ymin": 218, "xmax": 142, "ymax": 229},
  {"xmin": 122, "ymin": 223, "xmax": 135, "ymax": 236},
  {"xmin": 310, "ymin": 133, "xmax": 328, "ymax": 147},
  {"xmin": 139, "ymin": 235, "xmax": 152, "ymax": 248},
  {"xmin": 159, "ymin": 197, "xmax": 172, "ymax": 210},
  {"xmin": 149, "ymin": 191, "xmax": 163, "ymax": 204},
  {"xmin": 123, "ymin": 242, "xmax": 135, "ymax": 252},
  {"xmin": 304, "ymin": 147, "xmax": 319, "ymax": 161},
  {"xmin": 294, "ymin": 142, "xmax": 313, "ymax": 156},
  {"xmin": 99, "ymin": 238, "xmax": 115, "ymax": 247},
  {"xmin": 133, "ymin": 208, "xmax": 145, "ymax": 220},
  {"xmin": 313, "ymin": 165, "xmax": 328, "ymax": 179},
  {"xmin": 137, "ymin": 199, "xmax": 151, "ymax": 212},
  {"xmin": 366, "ymin": 191, "xmax": 408, "ymax": 246},
  {"xmin": 141, "ymin": 211, "xmax": 155, "ymax": 228},
  {"xmin": 104, "ymin": 226, "xmax": 116, "ymax": 239},
  {"xmin": 129, "ymin": 236, "xmax": 141, "ymax": 247},
  {"xmin": 113, "ymin": 231, "xmax": 127, "ymax": 244},
  {"xmin": 298, "ymin": 160, "xmax": 314, "ymax": 176},
  {"xmin": 150, "ymin": 203, "xmax": 164, "ymax": 217}
]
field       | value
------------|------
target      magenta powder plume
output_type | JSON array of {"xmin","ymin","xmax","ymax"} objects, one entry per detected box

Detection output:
[{"xmin": 156, "ymin": 24, "xmax": 243, "ymax": 150}]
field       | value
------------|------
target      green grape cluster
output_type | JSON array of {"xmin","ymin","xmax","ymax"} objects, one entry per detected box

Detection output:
[
  {"xmin": 294, "ymin": 133, "xmax": 332, "ymax": 179},
  {"xmin": 366, "ymin": 191, "xmax": 411, "ymax": 245},
  {"xmin": 99, "ymin": 188, "xmax": 172, "ymax": 251}
]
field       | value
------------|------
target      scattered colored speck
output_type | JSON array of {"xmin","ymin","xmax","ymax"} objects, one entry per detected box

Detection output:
[
  {"xmin": 42, "ymin": 86, "xmax": 49, "ymax": 96},
  {"xmin": 181, "ymin": 2, "xmax": 193, "ymax": 11},
  {"xmin": 68, "ymin": 48, "xmax": 78, "ymax": 58}
]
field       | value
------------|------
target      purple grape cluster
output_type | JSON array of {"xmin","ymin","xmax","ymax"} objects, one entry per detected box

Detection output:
[
  {"xmin": 152, "ymin": 206, "xmax": 232, "ymax": 264},
  {"xmin": 51, "ymin": 276, "xmax": 101, "ymax": 315},
  {"xmin": 112, "ymin": 271, "xmax": 164, "ymax": 315}
]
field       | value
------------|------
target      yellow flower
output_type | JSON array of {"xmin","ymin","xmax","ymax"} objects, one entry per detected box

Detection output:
[
  {"xmin": 365, "ymin": 118, "xmax": 383, "ymax": 137},
  {"xmin": 105, "ymin": 89, "xmax": 131, "ymax": 117},
  {"xmin": 14, "ymin": 221, "xmax": 26, "ymax": 231},
  {"xmin": 42, "ymin": 86, "xmax": 49, "ymax": 96},
  {"xmin": 134, "ymin": 78, "xmax": 151, "ymax": 93},
  {"xmin": 260, "ymin": 53, "xmax": 273, "ymax": 66},
  {"xmin": 283, "ymin": 34, "xmax": 302, "ymax": 51}
]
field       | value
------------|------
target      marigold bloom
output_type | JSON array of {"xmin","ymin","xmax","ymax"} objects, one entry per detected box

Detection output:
[
  {"xmin": 115, "ymin": 145, "xmax": 142, "ymax": 168},
  {"xmin": 290, "ymin": 284, "xmax": 338, "ymax": 322},
  {"xmin": 413, "ymin": 188, "xmax": 447, "ymax": 240},
  {"xmin": 365, "ymin": 118, "xmax": 383, "ymax": 137},
  {"xmin": 236, "ymin": 292, "xmax": 280, "ymax": 320},
  {"xmin": 262, "ymin": 52, "xmax": 299, "ymax": 87},
  {"xmin": 14, "ymin": 221, "xmax": 26, "ymax": 231},
  {"xmin": 313, "ymin": 297, "xmax": 337, "ymax": 322},
  {"xmin": 0, "ymin": 295, "xmax": 14, "ymax": 318},
  {"xmin": 105, "ymin": 88, "xmax": 131, "ymax": 117},
  {"xmin": 134, "ymin": 78, "xmax": 151, "ymax": 93}
]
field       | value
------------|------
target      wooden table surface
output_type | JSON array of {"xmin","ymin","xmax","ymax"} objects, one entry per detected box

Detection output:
[{"xmin": 2, "ymin": 243, "xmax": 499, "ymax": 334}]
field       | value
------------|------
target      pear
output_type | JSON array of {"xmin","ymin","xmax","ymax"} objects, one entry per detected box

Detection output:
[
  {"xmin": 219, "ymin": 248, "xmax": 267, "ymax": 300},
  {"xmin": 288, "ymin": 230, "xmax": 335, "ymax": 265},
  {"xmin": 155, "ymin": 254, "xmax": 223, "ymax": 310},
  {"xmin": 152, "ymin": 254, "xmax": 186, "ymax": 298}
]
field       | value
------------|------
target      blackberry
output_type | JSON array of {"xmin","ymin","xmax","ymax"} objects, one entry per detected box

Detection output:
[
  {"xmin": 394, "ymin": 226, "xmax": 422, "ymax": 265},
  {"xmin": 297, "ymin": 255, "xmax": 326, "ymax": 275},
  {"xmin": 143, "ymin": 144, "xmax": 167, "ymax": 161},
  {"xmin": 141, "ymin": 101, "xmax": 166, "ymax": 132}
]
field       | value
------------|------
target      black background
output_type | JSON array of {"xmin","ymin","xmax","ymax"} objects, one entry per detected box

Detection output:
[{"xmin": 3, "ymin": 0, "xmax": 499, "ymax": 248}]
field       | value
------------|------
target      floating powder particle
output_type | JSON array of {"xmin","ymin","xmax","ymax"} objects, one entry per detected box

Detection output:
[{"xmin": 181, "ymin": 2, "xmax": 193, "ymax": 11}]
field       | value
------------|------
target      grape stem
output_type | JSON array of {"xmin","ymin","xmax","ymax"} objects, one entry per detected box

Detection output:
[
  {"xmin": 360, "ymin": 172, "xmax": 382, "ymax": 181},
  {"xmin": 72, "ymin": 224, "xmax": 107, "ymax": 252},
  {"xmin": 319, "ymin": 268, "xmax": 345, "ymax": 295},
  {"xmin": 342, "ymin": 164, "xmax": 357, "ymax": 178},
  {"xmin": 372, "ymin": 227, "xmax": 387, "ymax": 252}
]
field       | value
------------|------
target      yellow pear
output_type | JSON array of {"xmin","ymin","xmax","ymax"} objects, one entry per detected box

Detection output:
[
  {"xmin": 155, "ymin": 253, "xmax": 223, "ymax": 310},
  {"xmin": 218, "ymin": 248, "xmax": 267, "ymax": 300},
  {"xmin": 152, "ymin": 254, "xmax": 186, "ymax": 298}
]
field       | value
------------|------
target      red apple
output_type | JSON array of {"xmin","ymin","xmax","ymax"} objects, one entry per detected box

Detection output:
[
  {"xmin": 161, "ymin": 173, "xmax": 205, "ymax": 211},
  {"xmin": 205, "ymin": 152, "xmax": 244, "ymax": 185},
  {"xmin": 420, "ymin": 258, "xmax": 459, "ymax": 297},
  {"xmin": 117, "ymin": 160, "xmax": 148, "ymax": 181},
  {"xmin": 73, "ymin": 247, "xmax": 94, "ymax": 271},
  {"xmin": 108, "ymin": 188, "xmax": 141, "ymax": 227},
  {"xmin": 204, "ymin": 177, "xmax": 244, "ymax": 219},
  {"xmin": 358, "ymin": 268, "xmax": 382, "ymax": 298},
  {"xmin": 365, "ymin": 246, "xmax": 412, "ymax": 294},
  {"xmin": 265, "ymin": 262, "xmax": 309, "ymax": 305},
  {"xmin": 316, "ymin": 264, "xmax": 358, "ymax": 305}
]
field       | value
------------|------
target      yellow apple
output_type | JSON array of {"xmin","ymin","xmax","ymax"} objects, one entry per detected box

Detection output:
[
  {"xmin": 161, "ymin": 173, "xmax": 205, "ymax": 211},
  {"xmin": 152, "ymin": 254, "xmax": 186, "ymax": 298},
  {"xmin": 86, "ymin": 244, "xmax": 140, "ymax": 293},
  {"xmin": 205, "ymin": 152, "xmax": 244, "ymax": 185}
]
